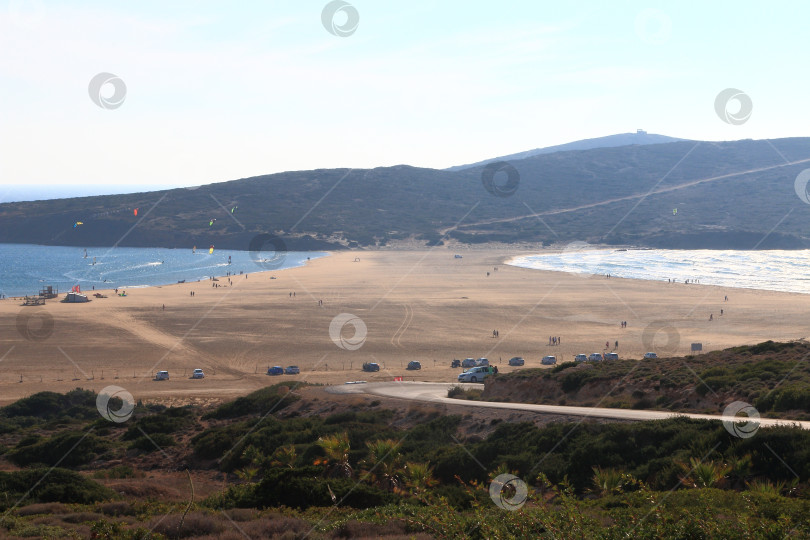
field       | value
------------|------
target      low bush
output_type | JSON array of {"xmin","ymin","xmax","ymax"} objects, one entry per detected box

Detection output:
[
  {"xmin": 7, "ymin": 430, "xmax": 110, "ymax": 467},
  {"xmin": 0, "ymin": 468, "xmax": 112, "ymax": 508}
]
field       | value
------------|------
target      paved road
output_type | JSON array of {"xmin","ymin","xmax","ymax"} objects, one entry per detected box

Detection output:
[{"xmin": 327, "ymin": 381, "xmax": 810, "ymax": 430}]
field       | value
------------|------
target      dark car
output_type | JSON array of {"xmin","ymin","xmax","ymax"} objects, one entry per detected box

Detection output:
[
  {"xmin": 451, "ymin": 359, "xmax": 461, "ymax": 368},
  {"xmin": 362, "ymin": 362, "xmax": 380, "ymax": 372},
  {"xmin": 407, "ymin": 361, "xmax": 422, "ymax": 370},
  {"xmin": 267, "ymin": 366, "xmax": 283, "ymax": 375}
]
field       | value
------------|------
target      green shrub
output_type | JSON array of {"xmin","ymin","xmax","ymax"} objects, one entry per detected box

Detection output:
[
  {"xmin": 7, "ymin": 430, "xmax": 110, "ymax": 468},
  {"xmin": 551, "ymin": 361, "xmax": 577, "ymax": 374},
  {"xmin": 123, "ymin": 406, "xmax": 196, "ymax": 440},
  {"xmin": 0, "ymin": 468, "xmax": 112, "ymax": 508},
  {"xmin": 561, "ymin": 370, "xmax": 596, "ymax": 393},
  {"xmin": 129, "ymin": 433, "xmax": 176, "ymax": 452},
  {"xmin": 203, "ymin": 385, "xmax": 302, "ymax": 420}
]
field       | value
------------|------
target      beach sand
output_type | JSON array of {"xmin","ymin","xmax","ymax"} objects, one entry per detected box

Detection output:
[{"xmin": 2, "ymin": 248, "xmax": 810, "ymax": 406}]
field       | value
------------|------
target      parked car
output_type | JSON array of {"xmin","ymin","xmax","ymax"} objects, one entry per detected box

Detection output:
[
  {"xmin": 461, "ymin": 358, "xmax": 476, "ymax": 368},
  {"xmin": 588, "ymin": 353, "xmax": 604, "ymax": 362},
  {"xmin": 644, "ymin": 352, "xmax": 658, "ymax": 359},
  {"xmin": 457, "ymin": 366, "xmax": 493, "ymax": 383},
  {"xmin": 508, "ymin": 356, "xmax": 524, "ymax": 366},
  {"xmin": 267, "ymin": 366, "xmax": 283, "ymax": 375},
  {"xmin": 155, "ymin": 370, "xmax": 169, "ymax": 381},
  {"xmin": 604, "ymin": 352, "xmax": 619, "ymax": 361},
  {"xmin": 476, "ymin": 358, "xmax": 489, "ymax": 367},
  {"xmin": 191, "ymin": 368, "xmax": 204, "ymax": 379},
  {"xmin": 285, "ymin": 365, "xmax": 300, "ymax": 374},
  {"xmin": 407, "ymin": 361, "xmax": 422, "ymax": 370},
  {"xmin": 574, "ymin": 354, "xmax": 588, "ymax": 363},
  {"xmin": 541, "ymin": 355, "xmax": 557, "ymax": 365},
  {"xmin": 451, "ymin": 359, "xmax": 461, "ymax": 368},
  {"xmin": 362, "ymin": 362, "xmax": 380, "ymax": 372}
]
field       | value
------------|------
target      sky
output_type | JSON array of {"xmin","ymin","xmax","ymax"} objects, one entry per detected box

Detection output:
[{"xmin": 0, "ymin": 0, "xmax": 807, "ymax": 200}]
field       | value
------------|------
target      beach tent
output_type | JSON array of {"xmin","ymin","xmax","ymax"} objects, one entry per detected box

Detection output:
[{"xmin": 64, "ymin": 292, "xmax": 90, "ymax": 303}]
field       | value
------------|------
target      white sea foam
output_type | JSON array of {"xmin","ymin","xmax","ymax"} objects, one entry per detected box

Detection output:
[{"xmin": 508, "ymin": 249, "xmax": 810, "ymax": 294}]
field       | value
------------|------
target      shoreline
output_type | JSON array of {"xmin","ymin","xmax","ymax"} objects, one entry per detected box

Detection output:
[
  {"xmin": 0, "ymin": 247, "xmax": 330, "ymax": 300},
  {"xmin": 4, "ymin": 248, "xmax": 810, "ymax": 407}
]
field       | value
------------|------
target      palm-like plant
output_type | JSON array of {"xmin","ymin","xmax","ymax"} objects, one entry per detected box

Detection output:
[
  {"xmin": 678, "ymin": 457, "xmax": 729, "ymax": 488},
  {"xmin": 362, "ymin": 439, "xmax": 403, "ymax": 492},
  {"xmin": 746, "ymin": 478, "xmax": 798, "ymax": 497},
  {"xmin": 234, "ymin": 445, "xmax": 264, "ymax": 483},
  {"xmin": 403, "ymin": 461, "xmax": 437, "ymax": 495},
  {"xmin": 590, "ymin": 467, "xmax": 625, "ymax": 497},
  {"xmin": 270, "ymin": 444, "xmax": 297, "ymax": 469},
  {"xmin": 726, "ymin": 454, "xmax": 752, "ymax": 490},
  {"xmin": 315, "ymin": 433, "xmax": 353, "ymax": 478}
]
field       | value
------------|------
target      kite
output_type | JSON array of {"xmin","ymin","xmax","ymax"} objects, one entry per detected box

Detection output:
[
  {"xmin": 134, "ymin": 208, "xmax": 139, "ymax": 216},
  {"xmin": 209, "ymin": 245, "xmax": 214, "ymax": 254},
  {"xmin": 231, "ymin": 206, "xmax": 238, "ymax": 214},
  {"xmin": 73, "ymin": 221, "xmax": 84, "ymax": 228},
  {"xmin": 673, "ymin": 208, "xmax": 678, "ymax": 215},
  {"xmin": 209, "ymin": 218, "xmax": 217, "ymax": 227}
]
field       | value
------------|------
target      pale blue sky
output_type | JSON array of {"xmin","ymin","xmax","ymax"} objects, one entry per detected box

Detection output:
[{"xmin": 0, "ymin": 0, "xmax": 807, "ymax": 197}]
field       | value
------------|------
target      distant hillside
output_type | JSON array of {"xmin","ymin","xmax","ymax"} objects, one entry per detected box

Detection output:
[
  {"xmin": 446, "ymin": 131, "xmax": 687, "ymax": 171},
  {"xmin": 2, "ymin": 138, "xmax": 810, "ymax": 251}
]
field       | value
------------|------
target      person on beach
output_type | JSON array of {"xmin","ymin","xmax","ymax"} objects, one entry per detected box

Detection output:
[
  {"xmin": 709, "ymin": 314, "xmax": 713, "ymax": 321},
  {"xmin": 162, "ymin": 304, "xmax": 165, "ymax": 311},
  {"xmin": 615, "ymin": 340, "xmax": 618, "ymax": 348}
]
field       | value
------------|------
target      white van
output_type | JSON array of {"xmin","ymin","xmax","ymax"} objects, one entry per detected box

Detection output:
[{"xmin": 155, "ymin": 370, "xmax": 169, "ymax": 381}]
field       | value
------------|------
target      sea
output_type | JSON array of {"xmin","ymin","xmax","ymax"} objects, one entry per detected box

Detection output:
[
  {"xmin": 0, "ymin": 244, "xmax": 328, "ymax": 297},
  {"xmin": 508, "ymin": 248, "xmax": 810, "ymax": 295}
]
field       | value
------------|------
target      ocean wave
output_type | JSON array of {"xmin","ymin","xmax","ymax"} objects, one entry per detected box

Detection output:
[{"xmin": 508, "ymin": 249, "xmax": 810, "ymax": 294}]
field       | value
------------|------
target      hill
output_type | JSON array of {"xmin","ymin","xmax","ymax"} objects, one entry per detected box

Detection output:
[
  {"xmin": 446, "ymin": 131, "xmax": 687, "ymax": 171},
  {"xmin": 2, "ymin": 137, "xmax": 810, "ymax": 250}
]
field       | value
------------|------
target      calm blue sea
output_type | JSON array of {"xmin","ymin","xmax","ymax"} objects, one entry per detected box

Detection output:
[
  {"xmin": 0, "ymin": 244, "xmax": 328, "ymax": 297},
  {"xmin": 509, "ymin": 248, "xmax": 810, "ymax": 295}
]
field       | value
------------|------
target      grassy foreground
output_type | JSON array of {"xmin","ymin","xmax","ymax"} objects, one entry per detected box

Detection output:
[{"xmin": 0, "ymin": 383, "xmax": 808, "ymax": 538}]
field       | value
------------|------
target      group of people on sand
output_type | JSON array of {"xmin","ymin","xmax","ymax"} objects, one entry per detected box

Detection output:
[
  {"xmin": 620, "ymin": 321, "xmax": 628, "ymax": 328},
  {"xmin": 548, "ymin": 336, "xmax": 561, "ymax": 345},
  {"xmin": 492, "ymin": 329, "xmax": 500, "ymax": 337}
]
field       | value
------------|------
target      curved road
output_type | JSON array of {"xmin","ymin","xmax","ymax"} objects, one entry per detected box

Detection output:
[{"xmin": 327, "ymin": 381, "xmax": 810, "ymax": 430}]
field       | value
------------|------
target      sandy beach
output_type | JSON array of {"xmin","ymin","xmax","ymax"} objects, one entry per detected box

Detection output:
[{"xmin": 2, "ymin": 248, "xmax": 810, "ymax": 406}]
